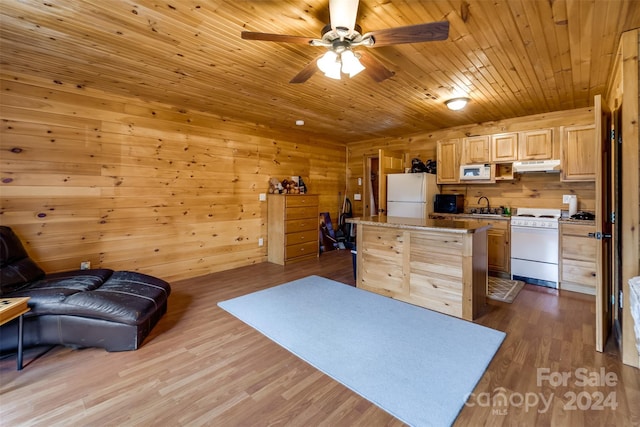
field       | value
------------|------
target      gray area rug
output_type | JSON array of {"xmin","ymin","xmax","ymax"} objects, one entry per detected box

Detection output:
[
  {"xmin": 218, "ymin": 275, "xmax": 505, "ymax": 426},
  {"xmin": 487, "ymin": 276, "xmax": 525, "ymax": 303}
]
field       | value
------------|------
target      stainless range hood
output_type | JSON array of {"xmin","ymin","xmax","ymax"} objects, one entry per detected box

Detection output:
[{"xmin": 512, "ymin": 159, "xmax": 561, "ymax": 173}]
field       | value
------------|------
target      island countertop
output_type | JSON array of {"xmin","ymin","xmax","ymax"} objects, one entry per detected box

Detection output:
[{"xmin": 347, "ymin": 215, "xmax": 492, "ymax": 234}]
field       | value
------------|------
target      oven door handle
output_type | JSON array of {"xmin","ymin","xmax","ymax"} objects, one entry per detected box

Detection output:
[{"xmin": 511, "ymin": 225, "xmax": 558, "ymax": 233}]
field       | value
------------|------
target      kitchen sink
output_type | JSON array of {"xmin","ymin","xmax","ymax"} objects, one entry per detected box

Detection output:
[{"xmin": 468, "ymin": 213, "xmax": 506, "ymax": 218}]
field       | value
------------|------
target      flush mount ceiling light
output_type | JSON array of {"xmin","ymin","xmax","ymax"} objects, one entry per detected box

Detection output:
[{"xmin": 445, "ymin": 97, "xmax": 470, "ymax": 111}]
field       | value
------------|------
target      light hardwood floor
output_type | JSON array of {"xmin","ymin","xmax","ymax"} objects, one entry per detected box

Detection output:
[{"xmin": 1, "ymin": 250, "xmax": 638, "ymax": 426}]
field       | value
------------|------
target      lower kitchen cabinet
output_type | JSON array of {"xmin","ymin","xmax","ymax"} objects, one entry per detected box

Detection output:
[
  {"xmin": 430, "ymin": 215, "xmax": 510, "ymax": 277},
  {"xmin": 560, "ymin": 222, "xmax": 597, "ymax": 295},
  {"xmin": 485, "ymin": 220, "xmax": 510, "ymax": 277}
]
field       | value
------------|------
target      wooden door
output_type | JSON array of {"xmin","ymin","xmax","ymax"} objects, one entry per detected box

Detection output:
[
  {"xmin": 377, "ymin": 149, "xmax": 405, "ymax": 215},
  {"xmin": 594, "ymin": 94, "xmax": 612, "ymax": 352},
  {"xmin": 362, "ymin": 155, "xmax": 379, "ymax": 217}
]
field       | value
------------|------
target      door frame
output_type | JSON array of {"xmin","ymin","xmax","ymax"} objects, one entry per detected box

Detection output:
[{"xmin": 594, "ymin": 94, "xmax": 612, "ymax": 352}]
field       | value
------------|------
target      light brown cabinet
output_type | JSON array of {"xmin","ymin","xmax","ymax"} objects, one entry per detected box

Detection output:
[
  {"xmin": 430, "ymin": 215, "xmax": 510, "ymax": 276},
  {"xmin": 485, "ymin": 220, "xmax": 510, "ymax": 276},
  {"xmin": 560, "ymin": 222, "xmax": 597, "ymax": 295},
  {"xmin": 436, "ymin": 139, "xmax": 461, "ymax": 184},
  {"xmin": 561, "ymin": 125, "xmax": 596, "ymax": 181},
  {"xmin": 519, "ymin": 129, "xmax": 553, "ymax": 160},
  {"xmin": 462, "ymin": 135, "xmax": 491, "ymax": 164},
  {"xmin": 491, "ymin": 133, "xmax": 518, "ymax": 162},
  {"xmin": 268, "ymin": 194, "xmax": 319, "ymax": 265},
  {"xmin": 353, "ymin": 218, "xmax": 488, "ymax": 321}
]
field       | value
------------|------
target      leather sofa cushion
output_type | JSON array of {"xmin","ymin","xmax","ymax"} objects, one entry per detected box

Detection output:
[
  {"xmin": 13, "ymin": 269, "xmax": 115, "ymax": 310},
  {"xmin": 11, "ymin": 270, "xmax": 170, "ymax": 326}
]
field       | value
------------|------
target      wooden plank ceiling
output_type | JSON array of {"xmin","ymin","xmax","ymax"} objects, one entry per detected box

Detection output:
[{"xmin": 1, "ymin": 0, "xmax": 638, "ymax": 143}]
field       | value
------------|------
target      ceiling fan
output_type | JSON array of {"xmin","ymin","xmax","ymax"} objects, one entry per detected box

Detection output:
[{"xmin": 241, "ymin": 0, "xmax": 449, "ymax": 83}]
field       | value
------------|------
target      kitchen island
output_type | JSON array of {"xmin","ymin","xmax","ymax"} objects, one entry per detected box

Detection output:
[{"xmin": 348, "ymin": 216, "xmax": 491, "ymax": 320}]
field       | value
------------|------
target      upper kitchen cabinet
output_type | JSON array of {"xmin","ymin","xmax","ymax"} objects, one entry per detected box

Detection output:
[
  {"xmin": 461, "ymin": 135, "xmax": 491, "ymax": 164},
  {"xmin": 437, "ymin": 139, "xmax": 461, "ymax": 184},
  {"xmin": 491, "ymin": 133, "xmax": 518, "ymax": 162},
  {"xmin": 518, "ymin": 129, "xmax": 553, "ymax": 160},
  {"xmin": 560, "ymin": 125, "xmax": 596, "ymax": 181}
]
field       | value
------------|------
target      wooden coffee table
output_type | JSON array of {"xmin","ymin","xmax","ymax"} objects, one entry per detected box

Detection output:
[{"xmin": 0, "ymin": 297, "xmax": 31, "ymax": 370}]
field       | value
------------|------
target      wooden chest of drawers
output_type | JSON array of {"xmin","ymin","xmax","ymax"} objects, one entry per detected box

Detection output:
[{"xmin": 268, "ymin": 194, "xmax": 319, "ymax": 265}]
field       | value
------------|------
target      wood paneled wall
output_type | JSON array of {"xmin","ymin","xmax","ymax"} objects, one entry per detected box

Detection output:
[
  {"xmin": 346, "ymin": 107, "xmax": 596, "ymax": 215},
  {"xmin": 0, "ymin": 73, "xmax": 345, "ymax": 282}
]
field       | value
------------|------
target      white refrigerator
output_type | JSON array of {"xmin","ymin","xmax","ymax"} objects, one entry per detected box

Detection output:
[{"xmin": 386, "ymin": 173, "xmax": 439, "ymax": 219}]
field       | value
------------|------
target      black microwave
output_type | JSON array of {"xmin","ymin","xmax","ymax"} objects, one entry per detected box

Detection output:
[{"xmin": 434, "ymin": 194, "xmax": 465, "ymax": 213}]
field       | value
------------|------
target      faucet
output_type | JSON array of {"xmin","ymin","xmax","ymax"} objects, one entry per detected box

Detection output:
[{"xmin": 477, "ymin": 196, "xmax": 490, "ymax": 213}]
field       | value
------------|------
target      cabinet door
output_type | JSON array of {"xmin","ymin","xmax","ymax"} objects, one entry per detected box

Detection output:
[
  {"xmin": 358, "ymin": 226, "xmax": 407, "ymax": 296},
  {"xmin": 481, "ymin": 220, "xmax": 510, "ymax": 275},
  {"xmin": 462, "ymin": 135, "xmax": 491, "ymax": 164},
  {"xmin": 487, "ymin": 229, "xmax": 510, "ymax": 274},
  {"xmin": 437, "ymin": 139, "xmax": 461, "ymax": 184},
  {"xmin": 491, "ymin": 133, "xmax": 518, "ymax": 162},
  {"xmin": 519, "ymin": 129, "xmax": 553, "ymax": 160},
  {"xmin": 561, "ymin": 125, "xmax": 596, "ymax": 181},
  {"xmin": 560, "ymin": 223, "xmax": 597, "ymax": 294}
]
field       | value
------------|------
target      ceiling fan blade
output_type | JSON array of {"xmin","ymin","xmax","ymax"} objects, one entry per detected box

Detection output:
[
  {"xmin": 241, "ymin": 31, "xmax": 316, "ymax": 45},
  {"xmin": 289, "ymin": 55, "xmax": 322, "ymax": 83},
  {"xmin": 357, "ymin": 51, "xmax": 395, "ymax": 82},
  {"xmin": 367, "ymin": 21, "xmax": 450, "ymax": 47}
]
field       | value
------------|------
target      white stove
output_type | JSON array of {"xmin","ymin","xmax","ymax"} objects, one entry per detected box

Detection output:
[
  {"xmin": 510, "ymin": 208, "xmax": 561, "ymax": 288},
  {"xmin": 510, "ymin": 208, "xmax": 561, "ymax": 228}
]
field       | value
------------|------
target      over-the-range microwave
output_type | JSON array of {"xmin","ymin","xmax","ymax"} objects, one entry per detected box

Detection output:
[{"xmin": 460, "ymin": 164, "xmax": 491, "ymax": 180}]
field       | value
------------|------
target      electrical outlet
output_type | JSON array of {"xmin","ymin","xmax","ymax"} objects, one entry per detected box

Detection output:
[
  {"xmin": 80, "ymin": 261, "xmax": 91, "ymax": 270},
  {"xmin": 259, "ymin": 193, "xmax": 267, "ymax": 201},
  {"xmin": 562, "ymin": 194, "xmax": 573, "ymax": 203},
  {"xmin": 354, "ymin": 193, "xmax": 362, "ymax": 201},
  {"xmin": 258, "ymin": 238, "xmax": 264, "ymax": 247}
]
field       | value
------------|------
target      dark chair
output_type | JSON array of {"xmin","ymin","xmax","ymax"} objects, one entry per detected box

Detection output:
[{"xmin": 0, "ymin": 226, "xmax": 171, "ymax": 353}]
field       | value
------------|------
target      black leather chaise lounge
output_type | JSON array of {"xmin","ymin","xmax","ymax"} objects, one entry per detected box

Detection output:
[{"xmin": 0, "ymin": 226, "xmax": 171, "ymax": 353}]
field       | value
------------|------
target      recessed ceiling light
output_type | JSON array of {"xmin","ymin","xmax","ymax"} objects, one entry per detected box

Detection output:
[
  {"xmin": 445, "ymin": 97, "xmax": 470, "ymax": 111},
  {"xmin": 295, "ymin": 120, "xmax": 305, "ymax": 126}
]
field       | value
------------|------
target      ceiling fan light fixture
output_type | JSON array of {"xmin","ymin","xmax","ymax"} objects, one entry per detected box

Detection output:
[
  {"xmin": 341, "ymin": 50, "xmax": 365, "ymax": 77},
  {"xmin": 317, "ymin": 51, "xmax": 341, "ymax": 79},
  {"xmin": 445, "ymin": 97, "xmax": 470, "ymax": 111}
]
